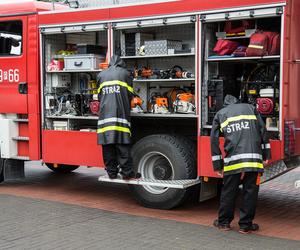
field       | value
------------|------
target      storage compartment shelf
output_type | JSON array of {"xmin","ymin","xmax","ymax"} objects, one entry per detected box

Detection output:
[
  {"xmin": 206, "ymin": 55, "xmax": 280, "ymax": 62},
  {"xmin": 133, "ymin": 78, "xmax": 195, "ymax": 82},
  {"xmin": 46, "ymin": 115, "xmax": 98, "ymax": 120},
  {"xmin": 121, "ymin": 53, "xmax": 195, "ymax": 59},
  {"xmin": 46, "ymin": 113, "xmax": 197, "ymax": 119},
  {"xmin": 131, "ymin": 113, "xmax": 197, "ymax": 118},
  {"xmin": 46, "ymin": 69, "xmax": 102, "ymax": 73},
  {"xmin": 216, "ymin": 29, "xmax": 256, "ymax": 40}
]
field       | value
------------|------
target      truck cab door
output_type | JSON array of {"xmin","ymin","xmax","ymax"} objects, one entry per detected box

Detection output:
[{"xmin": 0, "ymin": 16, "xmax": 27, "ymax": 114}]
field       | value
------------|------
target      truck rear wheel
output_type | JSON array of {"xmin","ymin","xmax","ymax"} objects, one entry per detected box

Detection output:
[
  {"xmin": 45, "ymin": 163, "xmax": 79, "ymax": 173},
  {"xmin": 130, "ymin": 134, "xmax": 196, "ymax": 209}
]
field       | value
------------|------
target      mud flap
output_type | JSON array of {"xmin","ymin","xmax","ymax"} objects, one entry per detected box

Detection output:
[
  {"xmin": 0, "ymin": 159, "xmax": 25, "ymax": 181},
  {"xmin": 199, "ymin": 178, "xmax": 218, "ymax": 202}
]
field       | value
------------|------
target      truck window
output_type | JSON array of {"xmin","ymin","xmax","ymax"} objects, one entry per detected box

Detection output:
[{"xmin": 0, "ymin": 21, "xmax": 22, "ymax": 56}]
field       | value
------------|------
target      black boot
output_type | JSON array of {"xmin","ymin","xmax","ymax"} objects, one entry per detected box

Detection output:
[{"xmin": 239, "ymin": 223, "xmax": 259, "ymax": 234}]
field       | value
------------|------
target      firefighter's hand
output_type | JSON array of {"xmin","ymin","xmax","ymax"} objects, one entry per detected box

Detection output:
[
  {"xmin": 215, "ymin": 170, "xmax": 223, "ymax": 177},
  {"xmin": 263, "ymin": 160, "xmax": 270, "ymax": 166}
]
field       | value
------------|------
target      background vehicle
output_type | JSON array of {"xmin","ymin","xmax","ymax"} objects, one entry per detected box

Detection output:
[{"xmin": 0, "ymin": 0, "xmax": 299, "ymax": 209}]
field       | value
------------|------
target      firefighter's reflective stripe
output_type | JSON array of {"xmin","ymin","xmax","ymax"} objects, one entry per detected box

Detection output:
[
  {"xmin": 224, "ymin": 162, "xmax": 264, "ymax": 172},
  {"xmin": 212, "ymin": 155, "xmax": 222, "ymax": 161},
  {"xmin": 262, "ymin": 143, "xmax": 271, "ymax": 149},
  {"xmin": 220, "ymin": 115, "xmax": 257, "ymax": 132},
  {"xmin": 97, "ymin": 126, "xmax": 131, "ymax": 135},
  {"xmin": 98, "ymin": 117, "xmax": 131, "ymax": 127},
  {"xmin": 224, "ymin": 153, "xmax": 262, "ymax": 164},
  {"xmin": 98, "ymin": 80, "xmax": 134, "ymax": 94}
]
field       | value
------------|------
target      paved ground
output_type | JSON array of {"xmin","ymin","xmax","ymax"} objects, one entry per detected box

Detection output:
[
  {"xmin": 0, "ymin": 195, "xmax": 299, "ymax": 250},
  {"xmin": 0, "ymin": 162, "xmax": 299, "ymax": 249}
]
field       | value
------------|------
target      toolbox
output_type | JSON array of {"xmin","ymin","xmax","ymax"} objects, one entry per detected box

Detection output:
[
  {"xmin": 64, "ymin": 54, "xmax": 105, "ymax": 70},
  {"xmin": 144, "ymin": 40, "xmax": 182, "ymax": 55}
]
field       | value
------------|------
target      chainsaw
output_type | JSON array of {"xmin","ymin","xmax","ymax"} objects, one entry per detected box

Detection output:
[
  {"xmin": 173, "ymin": 93, "xmax": 196, "ymax": 114},
  {"xmin": 149, "ymin": 92, "xmax": 170, "ymax": 114},
  {"xmin": 131, "ymin": 96, "xmax": 144, "ymax": 113}
]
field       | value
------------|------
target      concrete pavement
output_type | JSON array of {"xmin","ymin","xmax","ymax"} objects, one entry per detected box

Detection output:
[
  {"xmin": 0, "ymin": 195, "xmax": 299, "ymax": 250},
  {"xmin": 0, "ymin": 162, "xmax": 299, "ymax": 249}
]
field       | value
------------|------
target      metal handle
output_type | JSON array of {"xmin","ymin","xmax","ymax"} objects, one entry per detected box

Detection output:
[
  {"xmin": 74, "ymin": 61, "xmax": 83, "ymax": 67},
  {"xmin": 18, "ymin": 82, "xmax": 28, "ymax": 94}
]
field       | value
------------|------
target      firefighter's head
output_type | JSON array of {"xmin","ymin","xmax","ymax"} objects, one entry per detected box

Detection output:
[
  {"xmin": 224, "ymin": 94, "xmax": 240, "ymax": 106},
  {"xmin": 109, "ymin": 55, "xmax": 126, "ymax": 68}
]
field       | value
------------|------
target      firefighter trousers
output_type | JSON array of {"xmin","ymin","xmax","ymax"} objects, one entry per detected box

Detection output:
[
  {"xmin": 102, "ymin": 144, "xmax": 135, "ymax": 178},
  {"xmin": 218, "ymin": 172, "xmax": 259, "ymax": 229}
]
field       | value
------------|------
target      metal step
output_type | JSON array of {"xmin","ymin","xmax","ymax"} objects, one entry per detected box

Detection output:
[
  {"xmin": 261, "ymin": 156, "xmax": 300, "ymax": 183},
  {"xmin": 12, "ymin": 136, "xmax": 29, "ymax": 141},
  {"xmin": 10, "ymin": 156, "xmax": 30, "ymax": 161},
  {"xmin": 98, "ymin": 175, "xmax": 200, "ymax": 189},
  {"xmin": 13, "ymin": 119, "xmax": 29, "ymax": 123}
]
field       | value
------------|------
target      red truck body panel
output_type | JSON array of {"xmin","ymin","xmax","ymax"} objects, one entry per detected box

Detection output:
[
  {"xmin": 0, "ymin": 15, "xmax": 28, "ymax": 114},
  {"xmin": 198, "ymin": 137, "xmax": 283, "ymax": 178},
  {"xmin": 0, "ymin": 1, "xmax": 66, "ymax": 16},
  {"xmin": 39, "ymin": 0, "xmax": 285, "ymax": 25},
  {"xmin": 283, "ymin": 0, "xmax": 300, "ymax": 154},
  {"xmin": 42, "ymin": 131, "xmax": 103, "ymax": 167}
]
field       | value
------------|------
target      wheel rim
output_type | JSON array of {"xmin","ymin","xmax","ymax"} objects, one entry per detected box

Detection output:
[{"xmin": 138, "ymin": 151, "xmax": 174, "ymax": 194}]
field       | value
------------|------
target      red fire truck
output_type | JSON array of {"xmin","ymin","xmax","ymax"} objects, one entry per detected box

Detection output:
[{"xmin": 0, "ymin": 0, "xmax": 299, "ymax": 209}]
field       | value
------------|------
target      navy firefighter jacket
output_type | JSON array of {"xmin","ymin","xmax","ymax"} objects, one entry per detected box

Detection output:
[
  {"xmin": 210, "ymin": 95, "xmax": 271, "ymax": 175},
  {"xmin": 97, "ymin": 55, "xmax": 133, "ymax": 145}
]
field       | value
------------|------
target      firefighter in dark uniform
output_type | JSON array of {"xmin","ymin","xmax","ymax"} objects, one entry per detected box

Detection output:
[
  {"xmin": 210, "ymin": 94, "xmax": 271, "ymax": 234},
  {"xmin": 97, "ymin": 55, "xmax": 136, "ymax": 179}
]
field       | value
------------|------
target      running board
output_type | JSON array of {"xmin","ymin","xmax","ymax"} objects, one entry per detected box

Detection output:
[
  {"xmin": 10, "ymin": 156, "xmax": 30, "ymax": 161},
  {"xmin": 98, "ymin": 175, "xmax": 201, "ymax": 189},
  {"xmin": 12, "ymin": 136, "xmax": 29, "ymax": 141},
  {"xmin": 13, "ymin": 119, "xmax": 29, "ymax": 123},
  {"xmin": 261, "ymin": 156, "xmax": 300, "ymax": 183}
]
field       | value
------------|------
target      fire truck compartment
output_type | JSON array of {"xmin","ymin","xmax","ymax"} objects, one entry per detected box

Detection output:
[
  {"xmin": 200, "ymin": 16, "xmax": 282, "ymax": 140},
  {"xmin": 41, "ymin": 20, "xmax": 198, "ymax": 150}
]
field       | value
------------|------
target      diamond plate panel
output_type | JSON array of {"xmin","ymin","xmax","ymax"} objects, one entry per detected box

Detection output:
[
  {"xmin": 98, "ymin": 175, "xmax": 201, "ymax": 189},
  {"xmin": 133, "ymin": 82, "xmax": 148, "ymax": 110},
  {"xmin": 261, "ymin": 161, "xmax": 287, "ymax": 183},
  {"xmin": 261, "ymin": 157, "xmax": 300, "ymax": 183}
]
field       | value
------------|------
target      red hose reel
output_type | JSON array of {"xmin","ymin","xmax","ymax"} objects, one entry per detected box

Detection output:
[
  {"xmin": 256, "ymin": 98, "xmax": 274, "ymax": 115},
  {"xmin": 89, "ymin": 101, "xmax": 100, "ymax": 115}
]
